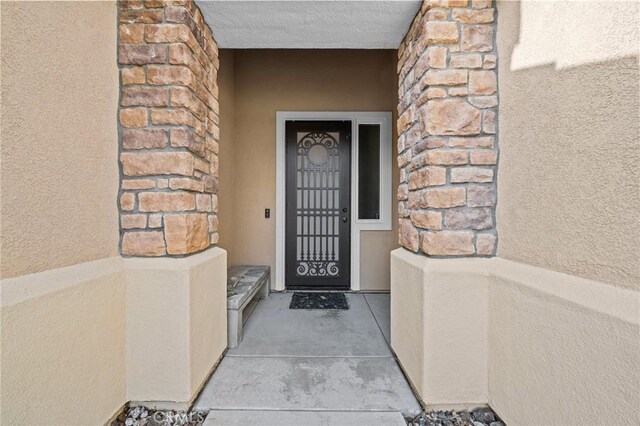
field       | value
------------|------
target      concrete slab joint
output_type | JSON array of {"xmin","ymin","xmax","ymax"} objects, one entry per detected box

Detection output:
[
  {"xmin": 397, "ymin": 0, "xmax": 499, "ymax": 257},
  {"xmin": 117, "ymin": 0, "xmax": 221, "ymax": 257}
]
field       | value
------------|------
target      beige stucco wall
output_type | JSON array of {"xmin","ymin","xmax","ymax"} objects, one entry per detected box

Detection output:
[
  {"xmin": 390, "ymin": 250, "xmax": 640, "ymax": 423},
  {"xmin": 1, "ymin": 259, "xmax": 126, "ymax": 425},
  {"xmin": 1, "ymin": 1, "xmax": 120, "ymax": 279},
  {"xmin": 391, "ymin": 250, "xmax": 489, "ymax": 407},
  {"xmin": 360, "ymin": 229, "xmax": 400, "ymax": 291},
  {"xmin": 224, "ymin": 49, "xmax": 398, "ymax": 290},
  {"xmin": 1, "ymin": 2, "xmax": 123, "ymax": 423},
  {"xmin": 488, "ymin": 260, "xmax": 640, "ymax": 425},
  {"xmin": 496, "ymin": 0, "xmax": 640, "ymax": 289},
  {"xmin": 1, "ymin": 4, "xmax": 226, "ymax": 420},
  {"xmin": 217, "ymin": 50, "xmax": 237, "ymax": 262},
  {"xmin": 124, "ymin": 248, "xmax": 227, "ymax": 407},
  {"xmin": 2, "ymin": 247, "xmax": 228, "ymax": 423}
]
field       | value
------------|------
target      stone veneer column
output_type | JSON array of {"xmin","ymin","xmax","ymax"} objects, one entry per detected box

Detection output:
[
  {"xmin": 117, "ymin": 0, "xmax": 220, "ymax": 256},
  {"xmin": 397, "ymin": 0, "xmax": 498, "ymax": 256}
]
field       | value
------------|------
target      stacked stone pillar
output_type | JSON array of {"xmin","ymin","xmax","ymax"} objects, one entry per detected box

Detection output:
[
  {"xmin": 397, "ymin": 0, "xmax": 498, "ymax": 256},
  {"xmin": 117, "ymin": 0, "xmax": 220, "ymax": 256}
]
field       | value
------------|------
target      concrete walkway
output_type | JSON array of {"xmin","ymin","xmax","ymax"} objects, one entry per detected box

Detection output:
[{"xmin": 195, "ymin": 293, "xmax": 421, "ymax": 425}]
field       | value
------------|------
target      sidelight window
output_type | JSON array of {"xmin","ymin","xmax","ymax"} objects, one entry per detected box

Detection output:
[
  {"xmin": 355, "ymin": 115, "xmax": 392, "ymax": 230},
  {"xmin": 358, "ymin": 124, "xmax": 381, "ymax": 220}
]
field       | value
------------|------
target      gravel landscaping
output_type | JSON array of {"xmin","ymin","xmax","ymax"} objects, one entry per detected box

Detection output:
[
  {"xmin": 111, "ymin": 406, "xmax": 207, "ymax": 426},
  {"xmin": 406, "ymin": 407, "xmax": 505, "ymax": 426}
]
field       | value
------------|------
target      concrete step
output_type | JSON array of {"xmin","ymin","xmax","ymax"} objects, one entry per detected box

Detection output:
[
  {"xmin": 193, "ymin": 356, "xmax": 421, "ymax": 416},
  {"xmin": 203, "ymin": 410, "xmax": 407, "ymax": 425}
]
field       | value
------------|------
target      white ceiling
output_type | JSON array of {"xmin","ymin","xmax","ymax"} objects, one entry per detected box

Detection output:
[{"xmin": 196, "ymin": 1, "xmax": 422, "ymax": 49}]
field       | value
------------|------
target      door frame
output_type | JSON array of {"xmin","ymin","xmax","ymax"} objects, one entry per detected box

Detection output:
[{"xmin": 275, "ymin": 111, "xmax": 393, "ymax": 291}]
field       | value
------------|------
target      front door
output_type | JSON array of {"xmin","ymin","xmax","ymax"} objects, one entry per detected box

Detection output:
[{"xmin": 285, "ymin": 121, "xmax": 351, "ymax": 289}]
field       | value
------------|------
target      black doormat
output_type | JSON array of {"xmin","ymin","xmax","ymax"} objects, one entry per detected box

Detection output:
[{"xmin": 289, "ymin": 292, "xmax": 349, "ymax": 310}]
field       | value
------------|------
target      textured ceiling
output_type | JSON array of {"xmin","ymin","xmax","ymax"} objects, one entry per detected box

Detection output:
[{"xmin": 196, "ymin": 1, "xmax": 422, "ymax": 49}]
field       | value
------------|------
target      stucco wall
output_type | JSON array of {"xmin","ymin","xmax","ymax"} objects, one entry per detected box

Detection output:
[
  {"xmin": 1, "ymin": 3, "xmax": 226, "ymax": 422},
  {"xmin": 390, "ymin": 250, "xmax": 640, "ymax": 424},
  {"xmin": 488, "ymin": 262, "xmax": 640, "ymax": 425},
  {"xmin": 0, "ymin": 1, "xmax": 119, "ymax": 278},
  {"xmin": 496, "ymin": 0, "xmax": 640, "ymax": 289},
  {"xmin": 225, "ymin": 49, "xmax": 398, "ymax": 290},
  {"xmin": 124, "ymin": 248, "xmax": 227, "ymax": 406},
  {"xmin": 1, "ymin": 259, "xmax": 126, "ymax": 425},
  {"xmin": 391, "ymin": 251, "xmax": 489, "ymax": 407},
  {"xmin": 2, "ymin": 247, "xmax": 228, "ymax": 423},
  {"xmin": 217, "ymin": 50, "xmax": 237, "ymax": 262}
]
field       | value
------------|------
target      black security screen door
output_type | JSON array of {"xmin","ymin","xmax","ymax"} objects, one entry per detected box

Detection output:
[{"xmin": 285, "ymin": 121, "xmax": 351, "ymax": 289}]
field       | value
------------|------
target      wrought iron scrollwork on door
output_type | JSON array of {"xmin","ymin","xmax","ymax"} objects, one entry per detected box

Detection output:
[{"xmin": 295, "ymin": 132, "xmax": 341, "ymax": 277}]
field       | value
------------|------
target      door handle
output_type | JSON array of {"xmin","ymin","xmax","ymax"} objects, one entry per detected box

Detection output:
[{"xmin": 342, "ymin": 217, "xmax": 348, "ymax": 223}]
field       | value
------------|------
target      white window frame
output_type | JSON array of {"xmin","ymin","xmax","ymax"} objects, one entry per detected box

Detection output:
[{"xmin": 275, "ymin": 111, "xmax": 393, "ymax": 291}]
